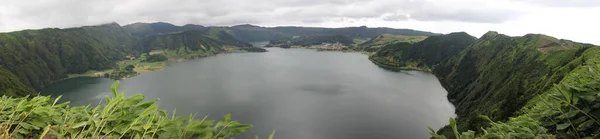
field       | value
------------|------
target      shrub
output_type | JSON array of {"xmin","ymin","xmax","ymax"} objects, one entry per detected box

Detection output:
[
  {"xmin": 145, "ymin": 54, "xmax": 168, "ymax": 62},
  {"xmin": 0, "ymin": 81, "xmax": 252, "ymax": 138}
]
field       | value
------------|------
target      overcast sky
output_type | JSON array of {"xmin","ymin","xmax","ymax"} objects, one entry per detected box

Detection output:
[{"xmin": 0, "ymin": 0, "xmax": 599, "ymax": 44}]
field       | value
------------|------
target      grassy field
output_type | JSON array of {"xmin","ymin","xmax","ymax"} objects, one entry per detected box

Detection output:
[
  {"xmin": 68, "ymin": 46, "xmax": 241, "ymax": 79},
  {"xmin": 360, "ymin": 34, "xmax": 428, "ymax": 47}
]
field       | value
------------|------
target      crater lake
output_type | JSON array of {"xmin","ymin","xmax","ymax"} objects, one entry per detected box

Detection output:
[{"xmin": 41, "ymin": 47, "xmax": 455, "ymax": 139}]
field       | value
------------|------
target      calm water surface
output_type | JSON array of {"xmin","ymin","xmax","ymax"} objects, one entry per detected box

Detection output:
[{"xmin": 42, "ymin": 47, "xmax": 455, "ymax": 139}]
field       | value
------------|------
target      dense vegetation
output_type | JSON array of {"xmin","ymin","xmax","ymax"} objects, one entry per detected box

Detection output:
[
  {"xmin": 369, "ymin": 32, "xmax": 476, "ymax": 71},
  {"xmin": 241, "ymin": 47, "xmax": 268, "ymax": 52},
  {"xmin": 0, "ymin": 22, "xmax": 261, "ymax": 93},
  {"xmin": 0, "ymin": 68, "xmax": 36, "ymax": 96},
  {"xmin": 144, "ymin": 54, "xmax": 168, "ymax": 62},
  {"xmin": 270, "ymin": 25, "xmax": 438, "ymax": 39},
  {"xmin": 358, "ymin": 34, "xmax": 428, "ymax": 52},
  {"xmin": 370, "ymin": 31, "xmax": 598, "ymax": 138},
  {"xmin": 266, "ymin": 35, "xmax": 355, "ymax": 48},
  {"xmin": 431, "ymin": 46, "xmax": 600, "ymax": 138},
  {"xmin": 0, "ymin": 23, "xmax": 137, "ymax": 90},
  {"xmin": 0, "ymin": 81, "xmax": 254, "ymax": 138},
  {"xmin": 106, "ymin": 65, "xmax": 138, "ymax": 80}
]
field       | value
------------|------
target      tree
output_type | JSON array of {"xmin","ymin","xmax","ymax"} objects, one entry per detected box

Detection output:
[{"xmin": 125, "ymin": 65, "xmax": 135, "ymax": 71}]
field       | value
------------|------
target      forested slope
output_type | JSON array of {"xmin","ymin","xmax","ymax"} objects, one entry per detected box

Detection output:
[
  {"xmin": 369, "ymin": 32, "xmax": 476, "ymax": 70},
  {"xmin": 0, "ymin": 23, "xmax": 255, "ymax": 94},
  {"xmin": 370, "ymin": 31, "xmax": 597, "ymax": 138},
  {"xmin": 358, "ymin": 34, "xmax": 428, "ymax": 52},
  {"xmin": 0, "ymin": 23, "xmax": 137, "ymax": 90}
]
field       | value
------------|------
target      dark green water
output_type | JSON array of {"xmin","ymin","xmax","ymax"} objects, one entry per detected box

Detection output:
[{"xmin": 42, "ymin": 48, "xmax": 454, "ymax": 139}]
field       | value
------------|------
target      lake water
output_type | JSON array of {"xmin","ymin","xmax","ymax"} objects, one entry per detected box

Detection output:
[{"xmin": 41, "ymin": 48, "xmax": 455, "ymax": 139}]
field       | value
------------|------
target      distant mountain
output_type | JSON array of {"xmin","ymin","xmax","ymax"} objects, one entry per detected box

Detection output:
[
  {"xmin": 266, "ymin": 35, "xmax": 355, "ymax": 48},
  {"xmin": 271, "ymin": 26, "xmax": 438, "ymax": 38},
  {"xmin": 124, "ymin": 22, "xmax": 439, "ymax": 42},
  {"xmin": 124, "ymin": 22, "xmax": 208, "ymax": 37}
]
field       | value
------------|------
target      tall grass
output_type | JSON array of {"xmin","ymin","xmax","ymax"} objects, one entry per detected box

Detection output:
[{"xmin": 0, "ymin": 81, "xmax": 256, "ymax": 138}]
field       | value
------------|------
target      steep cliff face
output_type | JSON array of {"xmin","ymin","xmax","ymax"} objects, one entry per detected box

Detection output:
[
  {"xmin": 433, "ymin": 32, "xmax": 592, "ymax": 133},
  {"xmin": 0, "ymin": 23, "xmax": 136, "ymax": 89},
  {"xmin": 0, "ymin": 23, "xmax": 253, "ymax": 93},
  {"xmin": 369, "ymin": 31, "xmax": 596, "ymax": 136}
]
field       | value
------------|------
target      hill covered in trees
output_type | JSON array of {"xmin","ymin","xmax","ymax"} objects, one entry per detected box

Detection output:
[
  {"xmin": 0, "ymin": 22, "xmax": 260, "ymax": 93},
  {"xmin": 369, "ymin": 31, "xmax": 599, "ymax": 138},
  {"xmin": 358, "ymin": 34, "xmax": 429, "ymax": 52},
  {"xmin": 0, "ymin": 23, "xmax": 137, "ymax": 91}
]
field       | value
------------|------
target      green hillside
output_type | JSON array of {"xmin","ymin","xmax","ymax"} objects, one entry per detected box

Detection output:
[
  {"xmin": 369, "ymin": 32, "xmax": 476, "ymax": 70},
  {"xmin": 0, "ymin": 68, "xmax": 36, "ymax": 96},
  {"xmin": 370, "ymin": 31, "xmax": 598, "ymax": 138},
  {"xmin": 0, "ymin": 23, "xmax": 258, "ymax": 92},
  {"xmin": 0, "ymin": 23, "xmax": 137, "ymax": 90},
  {"xmin": 359, "ymin": 34, "xmax": 428, "ymax": 51}
]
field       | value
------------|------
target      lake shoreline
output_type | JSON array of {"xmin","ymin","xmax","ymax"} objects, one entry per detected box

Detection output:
[
  {"xmin": 42, "ymin": 48, "xmax": 455, "ymax": 139},
  {"xmin": 367, "ymin": 57, "xmax": 432, "ymax": 72},
  {"xmin": 65, "ymin": 48, "xmax": 265, "ymax": 81}
]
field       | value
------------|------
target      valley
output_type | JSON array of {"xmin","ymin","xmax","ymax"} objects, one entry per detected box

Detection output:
[{"xmin": 0, "ymin": 21, "xmax": 598, "ymax": 138}]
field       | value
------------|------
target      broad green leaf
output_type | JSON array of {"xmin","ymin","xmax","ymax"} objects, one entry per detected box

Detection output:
[
  {"xmin": 123, "ymin": 94, "xmax": 145, "ymax": 108},
  {"xmin": 143, "ymin": 121, "xmax": 152, "ymax": 130},
  {"xmin": 571, "ymin": 116, "xmax": 588, "ymax": 125},
  {"xmin": 110, "ymin": 81, "xmax": 119, "ymax": 96},
  {"xmin": 224, "ymin": 114, "xmax": 232, "ymax": 122},
  {"xmin": 39, "ymin": 125, "xmax": 51, "ymax": 139},
  {"xmin": 140, "ymin": 104, "xmax": 157, "ymax": 116},
  {"xmin": 449, "ymin": 117, "xmax": 460, "ymax": 139},
  {"xmin": 557, "ymin": 110, "xmax": 578, "ymax": 119},
  {"xmin": 578, "ymin": 119, "xmax": 595, "ymax": 130},
  {"xmin": 20, "ymin": 122, "xmax": 38, "ymax": 130},
  {"xmin": 52, "ymin": 95, "xmax": 62, "ymax": 106},
  {"xmin": 556, "ymin": 123, "xmax": 570, "ymax": 130},
  {"xmin": 134, "ymin": 133, "xmax": 142, "ymax": 139},
  {"xmin": 159, "ymin": 110, "xmax": 167, "ymax": 117},
  {"xmin": 268, "ymin": 129, "xmax": 276, "ymax": 139},
  {"xmin": 71, "ymin": 122, "xmax": 88, "ymax": 128}
]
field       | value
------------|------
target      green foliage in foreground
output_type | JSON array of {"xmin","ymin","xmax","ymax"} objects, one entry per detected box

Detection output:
[{"xmin": 0, "ymin": 81, "xmax": 252, "ymax": 138}]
